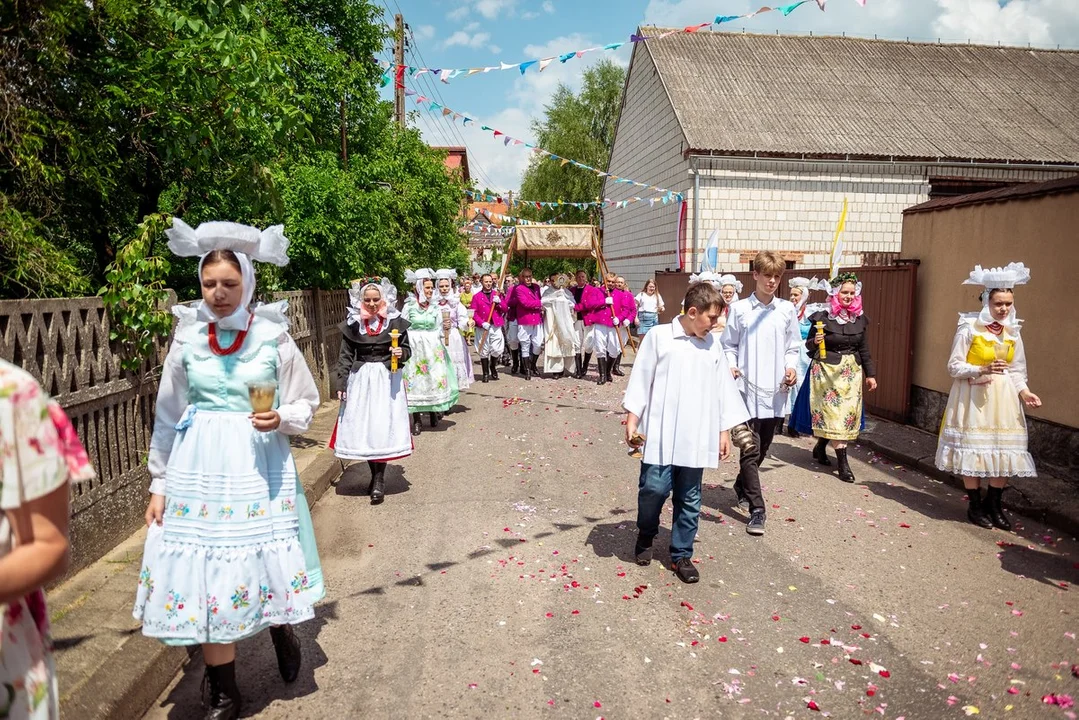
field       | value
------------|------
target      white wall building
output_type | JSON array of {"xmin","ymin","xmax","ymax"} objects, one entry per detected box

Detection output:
[{"xmin": 602, "ymin": 31, "xmax": 1079, "ymax": 289}]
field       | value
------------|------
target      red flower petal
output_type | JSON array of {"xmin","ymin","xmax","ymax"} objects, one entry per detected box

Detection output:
[
  {"xmin": 807, "ymin": 700, "xmax": 820, "ymax": 711},
  {"xmin": 800, "ymin": 636, "xmax": 811, "ymax": 643},
  {"xmin": 771, "ymin": 615, "xmax": 781, "ymax": 621},
  {"xmin": 718, "ymin": 636, "xmax": 728, "ymax": 642},
  {"xmin": 849, "ymin": 658, "xmax": 863, "ymax": 665},
  {"xmin": 681, "ymin": 601, "xmax": 694, "ymax": 611}
]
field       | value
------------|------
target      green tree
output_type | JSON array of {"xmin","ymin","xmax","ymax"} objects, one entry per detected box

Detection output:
[{"xmin": 517, "ymin": 59, "xmax": 626, "ymax": 229}]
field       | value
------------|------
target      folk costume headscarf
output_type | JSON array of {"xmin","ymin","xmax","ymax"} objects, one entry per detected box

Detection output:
[
  {"xmin": 405, "ymin": 268, "xmax": 435, "ymax": 306},
  {"xmin": 788, "ymin": 276, "xmax": 815, "ymax": 320},
  {"xmin": 434, "ymin": 268, "xmax": 460, "ymax": 306},
  {"xmin": 347, "ymin": 277, "xmax": 400, "ymax": 327},
  {"xmin": 717, "ymin": 274, "xmax": 743, "ymax": 302},
  {"xmin": 817, "ymin": 272, "xmax": 863, "ymax": 325},
  {"xmin": 963, "ymin": 262, "xmax": 1030, "ymax": 334},
  {"xmin": 165, "ymin": 218, "xmax": 290, "ymax": 330}
]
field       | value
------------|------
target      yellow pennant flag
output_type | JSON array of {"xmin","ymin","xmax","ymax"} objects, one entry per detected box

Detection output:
[{"xmin": 828, "ymin": 198, "xmax": 849, "ymax": 280}]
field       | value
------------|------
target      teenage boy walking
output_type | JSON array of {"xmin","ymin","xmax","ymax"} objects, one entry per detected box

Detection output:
[
  {"xmin": 721, "ymin": 251, "xmax": 801, "ymax": 536},
  {"xmin": 625, "ymin": 282, "xmax": 749, "ymax": 583}
]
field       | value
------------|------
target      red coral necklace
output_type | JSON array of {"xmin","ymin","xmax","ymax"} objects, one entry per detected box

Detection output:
[
  {"xmin": 364, "ymin": 317, "xmax": 385, "ymax": 336},
  {"xmin": 208, "ymin": 316, "xmax": 253, "ymax": 356}
]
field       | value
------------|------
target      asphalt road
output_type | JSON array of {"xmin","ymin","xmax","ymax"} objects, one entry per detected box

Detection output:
[{"xmin": 145, "ymin": 365, "xmax": 1078, "ymax": 720}]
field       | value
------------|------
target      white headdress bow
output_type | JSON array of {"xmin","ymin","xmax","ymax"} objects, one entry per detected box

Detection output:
[
  {"xmin": 404, "ymin": 268, "xmax": 435, "ymax": 304},
  {"xmin": 963, "ymin": 262, "xmax": 1030, "ymax": 331},
  {"xmin": 165, "ymin": 218, "xmax": 290, "ymax": 330}
]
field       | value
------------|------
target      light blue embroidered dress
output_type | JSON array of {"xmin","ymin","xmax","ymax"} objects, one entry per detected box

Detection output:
[{"xmin": 133, "ymin": 302, "xmax": 323, "ymax": 645}]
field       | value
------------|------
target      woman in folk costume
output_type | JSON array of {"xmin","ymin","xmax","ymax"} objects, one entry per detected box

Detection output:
[
  {"xmin": 716, "ymin": 275, "xmax": 742, "ymax": 329},
  {"xmin": 401, "ymin": 268, "xmax": 459, "ymax": 435},
  {"xmin": 541, "ymin": 273, "xmax": 577, "ymax": 378},
  {"xmin": 330, "ymin": 278, "xmax": 412, "ymax": 505},
  {"xmin": 781, "ymin": 276, "xmax": 819, "ymax": 438},
  {"xmin": 935, "ymin": 263, "xmax": 1041, "ymax": 530},
  {"xmin": 134, "ymin": 219, "xmax": 323, "ymax": 720},
  {"xmin": 794, "ymin": 272, "xmax": 877, "ymax": 483},
  {"xmin": 435, "ymin": 269, "xmax": 474, "ymax": 391},
  {"xmin": 1, "ymin": 360, "xmax": 95, "ymax": 720}
]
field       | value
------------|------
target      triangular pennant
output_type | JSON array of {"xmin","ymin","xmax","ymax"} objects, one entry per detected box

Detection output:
[
  {"xmin": 558, "ymin": 52, "xmax": 575, "ymax": 63},
  {"xmin": 468, "ymin": 68, "xmax": 484, "ymax": 75},
  {"xmin": 779, "ymin": 0, "xmax": 808, "ymax": 15},
  {"xmin": 519, "ymin": 60, "xmax": 538, "ymax": 73},
  {"xmin": 539, "ymin": 57, "xmax": 555, "ymax": 71},
  {"xmin": 440, "ymin": 69, "xmax": 453, "ymax": 83},
  {"xmin": 715, "ymin": 14, "xmax": 742, "ymax": 22}
]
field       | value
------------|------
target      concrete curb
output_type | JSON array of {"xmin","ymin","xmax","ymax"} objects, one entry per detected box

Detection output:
[
  {"xmin": 56, "ymin": 407, "xmax": 343, "ymax": 720},
  {"xmin": 858, "ymin": 435, "xmax": 1079, "ymax": 539}
]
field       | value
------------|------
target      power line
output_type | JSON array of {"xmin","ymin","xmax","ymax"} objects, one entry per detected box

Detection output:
[{"xmin": 403, "ymin": 25, "xmax": 505, "ymax": 194}]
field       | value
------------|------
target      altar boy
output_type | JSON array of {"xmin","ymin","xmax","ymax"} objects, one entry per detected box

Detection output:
[{"xmin": 624, "ymin": 282, "xmax": 749, "ymax": 584}]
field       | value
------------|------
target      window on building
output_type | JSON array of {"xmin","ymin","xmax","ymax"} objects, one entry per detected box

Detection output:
[{"xmin": 928, "ymin": 177, "xmax": 1015, "ymax": 198}]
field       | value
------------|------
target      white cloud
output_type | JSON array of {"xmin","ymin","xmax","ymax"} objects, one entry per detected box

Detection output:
[
  {"xmin": 542, "ymin": 0, "xmax": 555, "ymax": 13},
  {"xmin": 640, "ymin": 0, "xmax": 1079, "ymax": 47},
  {"xmin": 414, "ymin": 24, "xmax": 436, "ymax": 41},
  {"xmin": 522, "ymin": 10, "xmax": 539, "ymax": 19},
  {"xmin": 447, "ymin": 5, "xmax": 469, "ymax": 21},
  {"xmin": 475, "ymin": 0, "xmax": 517, "ymax": 19},
  {"xmin": 443, "ymin": 30, "xmax": 493, "ymax": 49}
]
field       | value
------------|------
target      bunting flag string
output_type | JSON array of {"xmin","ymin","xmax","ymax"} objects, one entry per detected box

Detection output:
[
  {"xmin": 410, "ymin": 94, "xmax": 683, "ymax": 201},
  {"xmin": 469, "ymin": 207, "xmax": 554, "ymax": 226},
  {"xmin": 379, "ymin": 0, "xmax": 862, "ymax": 86},
  {"xmin": 464, "ymin": 190, "xmax": 671, "ymax": 210}
]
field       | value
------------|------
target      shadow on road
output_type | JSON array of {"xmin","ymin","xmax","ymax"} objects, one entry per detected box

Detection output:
[
  {"xmin": 334, "ymin": 463, "xmax": 412, "ymax": 499},
  {"xmin": 584, "ymin": 521, "xmax": 662, "ymax": 565},
  {"xmin": 153, "ymin": 601, "xmax": 337, "ymax": 718},
  {"xmin": 996, "ymin": 542, "xmax": 1079, "ymax": 589}
]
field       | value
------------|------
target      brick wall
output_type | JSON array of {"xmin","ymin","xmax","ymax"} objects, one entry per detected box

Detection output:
[
  {"xmin": 686, "ymin": 159, "xmax": 1074, "ymax": 271},
  {"xmin": 601, "ymin": 44, "xmax": 689, "ymax": 291}
]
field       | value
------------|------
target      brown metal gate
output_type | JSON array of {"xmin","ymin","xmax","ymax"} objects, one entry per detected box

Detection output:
[{"xmin": 654, "ymin": 265, "xmax": 917, "ymax": 422}]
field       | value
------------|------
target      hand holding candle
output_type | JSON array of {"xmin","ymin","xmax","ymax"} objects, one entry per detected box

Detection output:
[
  {"xmin": 815, "ymin": 321, "xmax": 826, "ymax": 357},
  {"xmin": 390, "ymin": 329, "xmax": 401, "ymax": 372}
]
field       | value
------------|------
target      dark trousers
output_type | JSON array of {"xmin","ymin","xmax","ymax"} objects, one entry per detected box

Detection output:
[{"xmin": 733, "ymin": 417, "xmax": 779, "ymax": 512}]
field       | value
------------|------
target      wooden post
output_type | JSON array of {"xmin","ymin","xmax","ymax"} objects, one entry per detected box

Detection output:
[{"xmin": 394, "ymin": 14, "xmax": 406, "ymax": 128}]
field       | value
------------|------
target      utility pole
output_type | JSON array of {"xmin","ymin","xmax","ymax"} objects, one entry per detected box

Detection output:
[{"xmin": 393, "ymin": 13, "xmax": 406, "ymax": 128}]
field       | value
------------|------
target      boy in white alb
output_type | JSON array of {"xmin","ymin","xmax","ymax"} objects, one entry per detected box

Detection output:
[
  {"xmin": 720, "ymin": 251, "xmax": 801, "ymax": 537},
  {"xmin": 624, "ymin": 282, "xmax": 749, "ymax": 584}
]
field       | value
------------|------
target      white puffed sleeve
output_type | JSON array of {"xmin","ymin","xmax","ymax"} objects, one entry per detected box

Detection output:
[
  {"xmin": 720, "ymin": 305, "xmax": 742, "ymax": 369},
  {"xmin": 946, "ymin": 324, "xmax": 982, "ymax": 380},
  {"xmin": 276, "ymin": 334, "xmax": 320, "ymax": 435},
  {"xmin": 455, "ymin": 305, "xmax": 470, "ymax": 331},
  {"xmin": 1008, "ymin": 334, "xmax": 1030, "ymax": 394},
  {"xmin": 148, "ymin": 342, "xmax": 189, "ymax": 494}
]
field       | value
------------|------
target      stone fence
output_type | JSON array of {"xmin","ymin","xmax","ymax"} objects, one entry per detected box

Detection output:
[{"xmin": 0, "ymin": 290, "xmax": 348, "ymax": 578}]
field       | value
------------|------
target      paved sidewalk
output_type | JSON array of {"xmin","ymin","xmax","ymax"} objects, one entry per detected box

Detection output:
[
  {"xmin": 49, "ymin": 403, "xmax": 342, "ymax": 720},
  {"xmin": 859, "ymin": 415, "xmax": 1079, "ymax": 538}
]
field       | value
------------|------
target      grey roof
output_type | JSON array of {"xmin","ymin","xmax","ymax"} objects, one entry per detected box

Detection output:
[{"xmin": 642, "ymin": 30, "xmax": 1079, "ymax": 164}]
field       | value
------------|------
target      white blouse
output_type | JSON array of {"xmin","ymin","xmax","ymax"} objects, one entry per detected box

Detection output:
[
  {"xmin": 623, "ymin": 319, "xmax": 749, "ymax": 468},
  {"xmin": 635, "ymin": 292, "xmax": 663, "ymax": 314}
]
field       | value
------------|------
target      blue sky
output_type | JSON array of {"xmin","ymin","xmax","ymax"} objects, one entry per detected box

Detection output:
[{"xmin": 371, "ymin": 0, "xmax": 1079, "ymax": 194}]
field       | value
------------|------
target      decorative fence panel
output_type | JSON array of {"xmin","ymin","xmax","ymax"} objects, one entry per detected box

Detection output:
[{"xmin": 0, "ymin": 289, "xmax": 348, "ymax": 578}]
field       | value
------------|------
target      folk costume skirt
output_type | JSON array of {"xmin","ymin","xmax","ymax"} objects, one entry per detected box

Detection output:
[
  {"xmin": 331, "ymin": 362, "xmax": 413, "ymax": 463},
  {"xmin": 403, "ymin": 329, "xmax": 459, "ymax": 413},
  {"xmin": 446, "ymin": 328, "xmax": 474, "ymax": 390},
  {"xmin": 935, "ymin": 374, "xmax": 1036, "ymax": 478},
  {"xmin": 807, "ymin": 354, "xmax": 864, "ymax": 441},
  {"xmin": 133, "ymin": 409, "xmax": 319, "ymax": 646}
]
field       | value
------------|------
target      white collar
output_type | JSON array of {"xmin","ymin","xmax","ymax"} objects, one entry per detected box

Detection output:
[{"xmin": 749, "ymin": 293, "xmax": 777, "ymax": 309}]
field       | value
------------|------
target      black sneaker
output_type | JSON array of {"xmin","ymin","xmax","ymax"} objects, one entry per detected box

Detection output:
[
  {"xmin": 672, "ymin": 558, "xmax": 699, "ymax": 583},
  {"xmin": 634, "ymin": 540, "xmax": 653, "ymax": 566},
  {"xmin": 746, "ymin": 509, "xmax": 766, "ymax": 536}
]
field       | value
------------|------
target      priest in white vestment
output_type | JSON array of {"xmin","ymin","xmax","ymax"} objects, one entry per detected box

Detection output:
[{"xmin": 541, "ymin": 275, "xmax": 576, "ymax": 377}]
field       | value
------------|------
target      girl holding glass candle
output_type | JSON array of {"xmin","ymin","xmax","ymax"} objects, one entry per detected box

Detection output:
[
  {"xmin": 935, "ymin": 263, "xmax": 1041, "ymax": 530},
  {"xmin": 134, "ymin": 219, "xmax": 323, "ymax": 720},
  {"xmin": 435, "ymin": 269, "xmax": 474, "ymax": 391},
  {"xmin": 796, "ymin": 272, "xmax": 877, "ymax": 483},
  {"xmin": 402, "ymin": 268, "xmax": 460, "ymax": 435},
  {"xmin": 330, "ymin": 278, "xmax": 412, "ymax": 504}
]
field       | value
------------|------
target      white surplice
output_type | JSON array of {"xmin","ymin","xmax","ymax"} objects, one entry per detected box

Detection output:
[
  {"xmin": 623, "ymin": 319, "xmax": 750, "ymax": 469},
  {"xmin": 720, "ymin": 293, "xmax": 801, "ymax": 419},
  {"xmin": 541, "ymin": 287, "xmax": 576, "ymax": 373}
]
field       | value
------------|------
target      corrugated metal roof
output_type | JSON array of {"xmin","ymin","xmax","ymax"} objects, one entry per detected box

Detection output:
[
  {"xmin": 904, "ymin": 174, "xmax": 1079, "ymax": 213},
  {"xmin": 643, "ymin": 31, "xmax": 1079, "ymax": 163}
]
